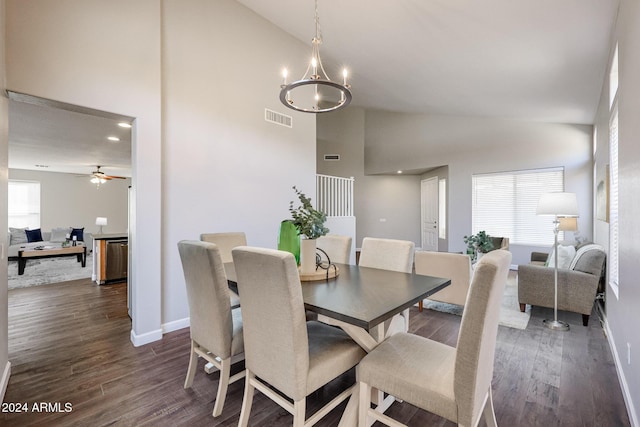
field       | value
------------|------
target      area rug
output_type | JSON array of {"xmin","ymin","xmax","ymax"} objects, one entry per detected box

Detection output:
[
  {"xmin": 8, "ymin": 254, "xmax": 93, "ymax": 290},
  {"xmin": 421, "ymin": 272, "xmax": 531, "ymax": 330}
]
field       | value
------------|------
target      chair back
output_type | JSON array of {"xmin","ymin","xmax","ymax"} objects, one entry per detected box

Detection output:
[
  {"xmin": 359, "ymin": 237, "xmax": 415, "ymax": 273},
  {"xmin": 316, "ymin": 234, "xmax": 352, "ymax": 264},
  {"xmin": 200, "ymin": 232, "xmax": 247, "ymax": 263},
  {"xmin": 232, "ymin": 246, "xmax": 310, "ymax": 401},
  {"xmin": 414, "ymin": 251, "xmax": 472, "ymax": 306},
  {"xmin": 454, "ymin": 249, "xmax": 511, "ymax": 426},
  {"xmin": 178, "ymin": 240, "xmax": 233, "ymax": 359}
]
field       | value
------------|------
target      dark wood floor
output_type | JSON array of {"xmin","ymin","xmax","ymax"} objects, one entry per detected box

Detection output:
[{"xmin": 3, "ymin": 277, "xmax": 631, "ymax": 426}]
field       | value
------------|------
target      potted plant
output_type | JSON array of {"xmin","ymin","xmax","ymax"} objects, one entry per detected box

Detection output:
[
  {"xmin": 289, "ymin": 186, "xmax": 329, "ymax": 273},
  {"xmin": 463, "ymin": 230, "xmax": 494, "ymax": 261}
]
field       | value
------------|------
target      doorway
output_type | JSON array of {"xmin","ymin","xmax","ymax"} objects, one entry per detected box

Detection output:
[{"xmin": 421, "ymin": 177, "xmax": 438, "ymax": 251}]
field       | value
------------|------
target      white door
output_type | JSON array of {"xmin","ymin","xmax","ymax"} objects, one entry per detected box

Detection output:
[{"xmin": 421, "ymin": 177, "xmax": 438, "ymax": 251}]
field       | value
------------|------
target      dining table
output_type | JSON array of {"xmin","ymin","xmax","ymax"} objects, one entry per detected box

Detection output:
[{"xmin": 223, "ymin": 261, "xmax": 451, "ymax": 426}]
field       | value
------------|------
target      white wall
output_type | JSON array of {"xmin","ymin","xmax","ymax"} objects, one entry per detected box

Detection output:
[
  {"xmin": 0, "ymin": 0, "xmax": 9, "ymax": 401},
  {"xmin": 161, "ymin": 0, "xmax": 316, "ymax": 327},
  {"xmin": 9, "ymin": 169, "xmax": 129, "ymax": 235},
  {"xmin": 594, "ymin": 0, "xmax": 640, "ymax": 424}
]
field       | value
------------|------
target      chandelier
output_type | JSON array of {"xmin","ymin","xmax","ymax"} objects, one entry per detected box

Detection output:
[{"xmin": 279, "ymin": 0, "xmax": 352, "ymax": 113}]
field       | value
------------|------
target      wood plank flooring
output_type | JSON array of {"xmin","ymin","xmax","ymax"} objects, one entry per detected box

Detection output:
[{"xmin": 2, "ymin": 277, "xmax": 631, "ymax": 426}]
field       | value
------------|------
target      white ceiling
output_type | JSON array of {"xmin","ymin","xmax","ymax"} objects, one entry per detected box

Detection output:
[
  {"xmin": 238, "ymin": 0, "xmax": 619, "ymax": 123},
  {"xmin": 8, "ymin": 0, "xmax": 619, "ymax": 175}
]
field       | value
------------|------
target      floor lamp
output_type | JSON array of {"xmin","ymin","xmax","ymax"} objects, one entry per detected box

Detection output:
[{"xmin": 536, "ymin": 192, "xmax": 579, "ymax": 331}]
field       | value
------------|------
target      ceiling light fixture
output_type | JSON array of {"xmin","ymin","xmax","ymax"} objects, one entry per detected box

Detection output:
[
  {"xmin": 279, "ymin": 0, "xmax": 351, "ymax": 113},
  {"xmin": 107, "ymin": 136, "xmax": 120, "ymax": 142}
]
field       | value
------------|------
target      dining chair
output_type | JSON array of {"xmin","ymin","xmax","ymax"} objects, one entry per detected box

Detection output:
[
  {"xmin": 357, "ymin": 249, "xmax": 512, "ymax": 427},
  {"xmin": 177, "ymin": 240, "xmax": 245, "ymax": 418},
  {"xmin": 200, "ymin": 232, "xmax": 246, "ymax": 307},
  {"xmin": 414, "ymin": 251, "xmax": 472, "ymax": 310},
  {"xmin": 232, "ymin": 246, "xmax": 366, "ymax": 427},
  {"xmin": 200, "ymin": 232, "xmax": 247, "ymax": 263},
  {"xmin": 358, "ymin": 237, "xmax": 415, "ymax": 337},
  {"xmin": 316, "ymin": 234, "xmax": 352, "ymax": 264}
]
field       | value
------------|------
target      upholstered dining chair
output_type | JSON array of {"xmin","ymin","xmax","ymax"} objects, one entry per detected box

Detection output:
[
  {"xmin": 200, "ymin": 232, "xmax": 247, "ymax": 263},
  {"xmin": 414, "ymin": 251, "xmax": 472, "ymax": 310},
  {"xmin": 177, "ymin": 240, "xmax": 245, "ymax": 418},
  {"xmin": 232, "ymin": 246, "xmax": 366, "ymax": 427},
  {"xmin": 316, "ymin": 234, "xmax": 353, "ymax": 264},
  {"xmin": 200, "ymin": 232, "xmax": 246, "ymax": 307},
  {"xmin": 358, "ymin": 237, "xmax": 415, "ymax": 337},
  {"xmin": 357, "ymin": 250, "xmax": 512, "ymax": 427}
]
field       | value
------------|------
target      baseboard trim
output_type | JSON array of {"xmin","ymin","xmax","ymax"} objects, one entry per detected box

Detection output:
[
  {"xmin": 162, "ymin": 317, "xmax": 189, "ymax": 334},
  {"xmin": 130, "ymin": 328, "xmax": 163, "ymax": 347},
  {"xmin": 0, "ymin": 361, "xmax": 11, "ymax": 403},
  {"xmin": 604, "ymin": 318, "xmax": 639, "ymax": 427}
]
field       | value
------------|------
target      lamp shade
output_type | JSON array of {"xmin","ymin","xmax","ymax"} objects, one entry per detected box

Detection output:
[
  {"xmin": 558, "ymin": 217, "xmax": 578, "ymax": 231},
  {"xmin": 536, "ymin": 192, "xmax": 579, "ymax": 217},
  {"xmin": 96, "ymin": 217, "xmax": 108, "ymax": 226}
]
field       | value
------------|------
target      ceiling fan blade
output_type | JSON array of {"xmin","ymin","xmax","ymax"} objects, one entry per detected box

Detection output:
[{"xmin": 104, "ymin": 175, "xmax": 127, "ymax": 179}]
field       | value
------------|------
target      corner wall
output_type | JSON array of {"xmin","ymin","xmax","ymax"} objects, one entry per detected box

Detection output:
[{"xmin": 0, "ymin": 0, "xmax": 9, "ymax": 402}]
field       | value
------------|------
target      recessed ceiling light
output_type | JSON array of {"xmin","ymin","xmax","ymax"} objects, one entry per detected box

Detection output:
[
  {"xmin": 108, "ymin": 136, "xmax": 120, "ymax": 142},
  {"xmin": 397, "ymin": 170, "xmax": 403, "ymax": 174},
  {"xmin": 118, "ymin": 122, "xmax": 132, "ymax": 128}
]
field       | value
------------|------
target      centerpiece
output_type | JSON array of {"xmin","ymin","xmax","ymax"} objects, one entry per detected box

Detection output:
[{"xmin": 288, "ymin": 186, "xmax": 329, "ymax": 274}]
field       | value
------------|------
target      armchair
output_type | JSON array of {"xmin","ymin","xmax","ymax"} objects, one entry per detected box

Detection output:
[{"xmin": 518, "ymin": 244, "xmax": 605, "ymax": 326}]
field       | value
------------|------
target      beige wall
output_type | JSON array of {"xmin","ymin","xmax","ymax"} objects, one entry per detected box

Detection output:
[{"xmin": 9, "ymin": 169, "xmax": 129, "ymax": 235}]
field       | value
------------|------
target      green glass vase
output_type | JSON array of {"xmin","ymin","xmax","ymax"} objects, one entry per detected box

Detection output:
[{"xmin": 278, "ymin": 220, "xmax": 300, "ymax": 264}]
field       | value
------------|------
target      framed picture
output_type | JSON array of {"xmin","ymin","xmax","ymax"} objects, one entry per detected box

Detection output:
[{"xmin": 596, "ymin": 164, "xmax": 610, "ymax": 222}]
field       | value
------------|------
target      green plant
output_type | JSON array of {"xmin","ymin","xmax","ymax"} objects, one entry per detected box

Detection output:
[
  {"xmin": 289, "ymin": 186, "xmax": 329, "ymax": 239},
  {"xmin": 463, "ymin": 230, "xmax": 494, "ymax": 254}
]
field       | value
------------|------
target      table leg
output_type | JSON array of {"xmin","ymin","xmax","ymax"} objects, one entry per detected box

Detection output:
[{"xmin": 18, "ymin": 258, "xmax": 26, "ymax": 275}]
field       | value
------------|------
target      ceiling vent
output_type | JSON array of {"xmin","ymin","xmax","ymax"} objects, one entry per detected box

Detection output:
[
  {"xmin": 323, "ymin": 154, "xmax": 340, "ymax": 161},
  {"xmin": 265, "ymin": 108, "xmax": 292, "ymax": 128}
]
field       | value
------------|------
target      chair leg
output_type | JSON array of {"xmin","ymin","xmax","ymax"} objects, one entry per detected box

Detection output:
[
  {"xmin": 212, "ymin": 357, "xmax": 231, "ymax": 417},
  {"xmin": 358, "ymin": 381, "xmax": 371, "ymax": 427},
  {"xmin": 582, "ymin": 314, "xmax": 589, "ymax": 326},
  {"xmin": 183, "ymin": 340, "xmax": 198, "ymax": 389},
  {"xmin": 293, "ymin": 399, "xmax": 306, "ymax": 427},
  {"xmin": 419, "ymin": 300, "xmax": 423, "ymax": 312},
  {"xmin": 238, "ymin": 370, "xmax": 256, "ymax": 427},
  {"xmin": 519, "ymin": 303, "xmax": 526, "ymax": 312},
  {"xmin": 482, "ymin": 386, "xmax": 497, "ymax": 427}
]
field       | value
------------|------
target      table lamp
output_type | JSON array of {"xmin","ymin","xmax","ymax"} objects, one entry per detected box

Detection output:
[
  {"xmin": 96, "ymin": 217, "xmax": 108, "ymax": 234},
  {"xmin": 536, "ymin": 192, "xmax": 579, "ymax": 331}
]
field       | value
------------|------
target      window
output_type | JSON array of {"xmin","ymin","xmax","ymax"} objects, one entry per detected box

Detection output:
[
  {"xmin": 8, "ymin": 180, "xmax": 41, "ymax": 229},
  {"xmin": 472, "ymin": 168, "xmax": 564, "ymax": 246},
  {"xmin": 438, "ymin": 178, "xmax": 446, "ymax": 239},
  {"xmin": 609, "ymin": 43, "xmax": 619, "ymax": 298}
]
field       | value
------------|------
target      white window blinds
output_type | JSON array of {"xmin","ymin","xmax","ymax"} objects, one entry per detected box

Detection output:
[
  {"xmin": 8, "ymin": 180, "xmax": 41, "ymax": 229},
  {"xmin": 472, "ymin": 168, "xmax": 564, "ymax": 246},
  {"xmin": 609, "ymin": 110, "xmax": 619, "ymax": 296}
]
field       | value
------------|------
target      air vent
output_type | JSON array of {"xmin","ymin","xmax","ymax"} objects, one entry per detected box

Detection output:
[
  {"xmin": 324, "ymin": 154, "xmax": 340, "ymax": 161},
  {"xmin": 265, "ymin": 108, "xmax": 292, "ymax": 128}
]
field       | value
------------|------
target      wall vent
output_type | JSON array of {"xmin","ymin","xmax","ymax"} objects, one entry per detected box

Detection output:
[
  {"xmin": 324, "ymin": 154, "xmax": 340, "ymax": 161},
  {"xmin": 265, "ymin": 108, "xmax": 292, "ymax": 128}
]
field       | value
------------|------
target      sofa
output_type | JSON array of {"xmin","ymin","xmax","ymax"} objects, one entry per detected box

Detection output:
[
  {"xmin": 8, "ymin": 227, "xmax": 91, "ymax": 259},
  {"xmin": 517, "ymin": 243, "xmax": 606, "ymax": 326}
]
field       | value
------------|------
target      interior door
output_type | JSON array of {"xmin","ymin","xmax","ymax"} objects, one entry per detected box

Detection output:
[{"xmin": 421, "ymin": 177, "xmax": 439, "ymax": 251}]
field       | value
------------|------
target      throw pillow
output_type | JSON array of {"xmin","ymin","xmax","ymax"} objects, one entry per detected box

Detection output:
[
  {"xmin": 9, "ymin": 227, "xmax": 28, "ymax": 246},
  {"xmin": 50, "ymin": 227, "xmax": 72, "ymax": 243},
  {"xmin": 547, "ymin": 244, "xmax": 576, "ymax": 269},
  {"xmin": 569, "ymin": 243, "xmax": 605, "ymax": 275},
  {"xmin": 25, "ymin": 228, "xmax": 44, "ymax": 243},
  {"xmin": 70, "ymin": 227, "xmax": 84, "ymax": 242}
]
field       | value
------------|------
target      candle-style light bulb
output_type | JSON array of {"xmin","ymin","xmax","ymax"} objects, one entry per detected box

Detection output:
[
  {"xmin": 311, "ymin": 57, "xmax": 318, "ymax": 76},
  {"xmin": 342, "ymin": 68, "xmax": 348, "ymax": 85},
  {"xmin": 282, "ymin": 68, "xmax": 288, "ymax": 85}
]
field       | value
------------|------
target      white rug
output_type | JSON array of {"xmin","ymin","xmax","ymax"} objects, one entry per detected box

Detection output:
[
  {"xmin": 8, "ymin": 254, "xmax": 93, "ymax": 290},
  {"xmin": 422, "ymin": 273, "xmax": 531, "ymax": 330}
]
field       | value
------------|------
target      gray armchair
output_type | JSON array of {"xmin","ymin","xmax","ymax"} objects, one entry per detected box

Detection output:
[{"xmin": 518, "ymin": 244, "xmax": 606, "ymax": 326}]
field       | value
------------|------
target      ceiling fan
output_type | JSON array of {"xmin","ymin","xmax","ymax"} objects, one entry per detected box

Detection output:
[{"xmin": 88, "ymin": 166, "xmax": 127, "ymax": 184}]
